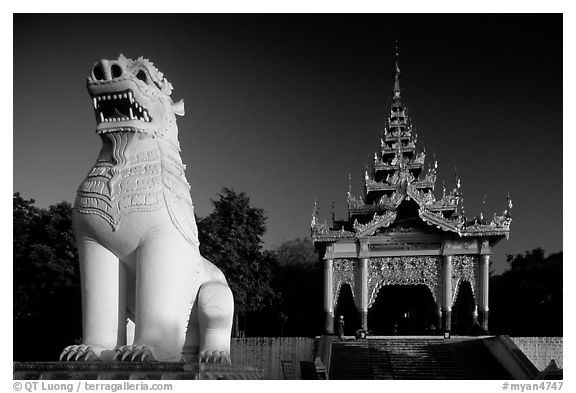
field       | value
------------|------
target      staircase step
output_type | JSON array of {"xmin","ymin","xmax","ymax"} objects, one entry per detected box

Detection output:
[{"xmin": 329, "ymin": 337, "xmax": 511, "ymax": 380}]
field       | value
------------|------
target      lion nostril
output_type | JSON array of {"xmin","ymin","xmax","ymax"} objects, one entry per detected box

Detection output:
[
  {"xmin": 93, "ymin": 64, "xmax": 105, "ymax": 81},
  {"xmin": 111, "ymin": 64, "xmax": 123, "ymax": 78}
]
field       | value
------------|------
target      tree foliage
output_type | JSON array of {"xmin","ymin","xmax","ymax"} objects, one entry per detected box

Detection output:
[
  {"xmin": 197, "ymin": 188, "xmax": 277, "ymax": 323},
  {"xmin": 490, "ymin": 248, "xmax": 562, "ymax": 336},
  {"xmin": 271, "ymin": 238, "xmax": 323, "ymax": 337},
  {"xmin": 13, "ymin": 192, "xmax": 81, "ymax": 360}
]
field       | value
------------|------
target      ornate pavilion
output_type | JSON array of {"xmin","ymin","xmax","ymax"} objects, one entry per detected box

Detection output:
[{"xmin": 311, "ymin": 47, "xmax": 512, "ymax": 335}]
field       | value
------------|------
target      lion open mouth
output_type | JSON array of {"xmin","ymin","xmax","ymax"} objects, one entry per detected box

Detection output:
[{"xmin": 92, "ymin": 89, "xmax": 152, "ymax": 124}]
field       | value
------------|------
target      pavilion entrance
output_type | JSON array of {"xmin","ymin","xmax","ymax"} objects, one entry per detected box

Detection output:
[
  {"xmin": 368, "ymin": 284, "xmax": 438, "ymax": 335},
  {"xmin": 452, "ymin": 280, "xmax": 477, "ymax": 335},
  {"xmin": 333, "ymin": 284, "xmax": 360, "ymax": 336}
]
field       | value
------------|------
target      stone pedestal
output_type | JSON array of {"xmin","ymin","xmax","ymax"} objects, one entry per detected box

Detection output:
[
  {"xmin": 441, "ymin": 310, "xmax": 452, "ymax": 333},
  {"xmin": 359, "ymin": 310, "xmax": 368, "ymax": 332},
  {"xmin": 323, "ymin": 311, "xmax": 334, "ymax": 335},
  {"xmin": 478, "ymin": 309, "xmax": 489, "ymax": 332},
  {"xmin": 13, "ymin": 362, "xmax": 264, "ymax": 380}
]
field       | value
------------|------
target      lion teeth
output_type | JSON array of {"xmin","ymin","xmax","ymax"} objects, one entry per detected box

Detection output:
[{"xmin": 93, "ymin": 89, "xmax": 151, "ymax": 125}]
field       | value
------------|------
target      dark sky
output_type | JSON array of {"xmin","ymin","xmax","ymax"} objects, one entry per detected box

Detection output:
[{"xmin": 13, "ymin": 14, "xmax": 562, "ymax": 274}]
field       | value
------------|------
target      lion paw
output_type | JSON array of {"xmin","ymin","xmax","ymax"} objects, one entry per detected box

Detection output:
[
  {"xmin": 113, "ymin": 345, "xmax": 158, "ymax": 362},
  {"xmin": 59, "ymin": 344, "xmax": 112, "ymax": 361},
  {"xmin": 198, "ymin": 350, "xmax": 231, "ymax": 364}
]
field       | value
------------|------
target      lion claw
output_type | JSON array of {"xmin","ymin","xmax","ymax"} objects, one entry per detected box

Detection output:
[
  {"xmin": 113, "ymin": 345, "xmax": 157, "ymax": 362},
  {"xmin": 198, "ymin": 350, "xmax": 231, "ymax": 364},
  {"xmin": 60, "ymin": 344, "xmax": 107, "ymax": 362}
]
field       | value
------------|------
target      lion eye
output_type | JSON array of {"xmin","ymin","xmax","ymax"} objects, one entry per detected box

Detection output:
[{"xmin": 136, "ymin": 70, "xmax": 147, "ymax": 83}]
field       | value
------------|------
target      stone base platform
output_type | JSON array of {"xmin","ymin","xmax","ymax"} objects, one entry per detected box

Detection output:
[{"xmin": 14, "ymin": 362, "xmax": 264, "ymax": 380}]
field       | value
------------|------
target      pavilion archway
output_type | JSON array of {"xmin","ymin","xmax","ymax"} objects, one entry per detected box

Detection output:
[
  {"xmin": 334, "ymin": 283, "xmax": 360, "ymax": 336},
  {"xmin": 451, "ymin": 280, "xmax": 477, "ymax": 334},
  {"xmin": 322, "ymin": 254, "xmax": 490, "ymax": 335},
  {"xmin": 334, "ymin": 284, "xmax": 361, "ymax": 336},
  {"xmin": 368, "ymin": 284, "xmax": 438, "ymax": 335}
]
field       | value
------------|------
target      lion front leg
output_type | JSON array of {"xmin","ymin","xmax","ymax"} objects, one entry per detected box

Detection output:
[
  {"xmin": 118, "ymin": 235, "xmax": 201, "ymax": 362},
  {"xmin": 60, "ymin": 237, "xmax": 126, "ymax": 361}
]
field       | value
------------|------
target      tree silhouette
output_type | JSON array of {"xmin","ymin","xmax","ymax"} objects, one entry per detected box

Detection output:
[
  {"xmin": 490, "ymin": 248, "xmax": 562, "ymax": 336},
  {"xmin": 13, "ymin": 193, "xmax": 81, "ymax": 360},
  {"xmin": 272, "ymin": 238, "xmax": 323, "ymax": 336},
  {"xmin": 197, "ymin": 187, "xmax": 277, "ymax": 336}
]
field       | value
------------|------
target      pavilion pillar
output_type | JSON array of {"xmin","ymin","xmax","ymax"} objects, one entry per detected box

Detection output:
[
  {"xmin": 358, "ymin": 258, "xmax": 369, "ymax": 331},
  {"xmin": 441, "ymin": 255, "xmax": 453, "ymax": 332},
  {"xmin": 478, "ymin": 254, "xmax": 490, "ymax": 331},
  {"xmin": 436, "ymin": 305, "xmax": 442, "ymax": 331},
  {"xmin": 323, "ymin": 258, "xmax": 334, "ymax": 334}
]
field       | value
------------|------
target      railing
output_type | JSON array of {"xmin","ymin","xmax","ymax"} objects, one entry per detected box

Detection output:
[
  {"xmin": 482, "ymin": 335, "xmax": 539, "ymax": 379},
  {"xmin": 311, "ymin": 335, "xmax": 333, "ymax": 379}
]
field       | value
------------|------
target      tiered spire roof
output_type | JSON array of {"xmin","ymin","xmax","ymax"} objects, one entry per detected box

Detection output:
[{"xmin": 312, "ymin": 44, "xmax": 512, "ymax": 243}]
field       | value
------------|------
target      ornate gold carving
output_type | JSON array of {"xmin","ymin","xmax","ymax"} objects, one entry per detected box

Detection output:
[
  {"xmin": 353, "ymin": 211, "xmax": 397, "ymax": 236},
  {"xmin": 413, "ymin": 151, "xmax": 426, "ymax": 165},
  {"xmin": 408, "ymin": 186, "xmax": 435, "ymax": 206},
  {"xmin": 332, "ymin": 259, "xmax": 356, "ymax": 308},
  {"xmin": 418, "ymin": 208, "xmax": 465, "ymax": 233},
  {"xmin": 347, "ymin": 192, "xmax": 365, "ymax": 209},
  {"xmin": 367, "ymin": 256, "xmax": 441, "ymax": 308},
  {"xmin": 451, "ymin": 255, "xmax": 479, "ymax": 304}
]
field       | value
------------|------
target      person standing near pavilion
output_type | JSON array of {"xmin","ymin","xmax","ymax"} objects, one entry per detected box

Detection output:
[{"xmin": 337, "ymin": 315, "xmax": 345, "ymax": 341}]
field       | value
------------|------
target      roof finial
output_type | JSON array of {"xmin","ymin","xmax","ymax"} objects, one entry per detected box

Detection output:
[
  {"xmin": 393, "ymin": 40, "xmax": 401, "ymax": 97},
  {"xmin": 480, "ymin": 194, "xmax": 487, "ymax": 223},
  {"xmin": 331, "ymin": 200, "xmax": 336, "ymax": 225},
  {"xmin": 506, "ymin": 192, "xmax": 513, "ymax": 217},
  {"xmin": 347, "ymin": 173, "xmax": 352, "ymax": 197},
  {"xmin": 311, "ymin": 198, "xmax": 318, "ymax": 229}
]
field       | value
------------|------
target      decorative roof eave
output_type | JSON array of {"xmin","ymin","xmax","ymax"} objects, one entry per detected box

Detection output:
[
  {"xmin": 311, "ymin": 226, "xmax": 356, "ymax": 243},
  {"xmin": 418, "ymin": 208, "xmax": 464, "ymax": 234},
  {"xmin": 381, "ymin": 191, "xmax": 404, "ymax": 209},
  {"xmin": 460, "ymin": 214, "xmax": 512, "ymax": 238},
  {"xmin": 384, "ymin": 132, "xmax": 412, "ymax": 141},
  {"xmin": 406, "ymin": 184, "xmax": 457, "ymax": 212},
  {"xmin": 374, "ymin": 162, "xmax": 396, "ymax": 172},
  {"xmin": 405, "ymin": 163, "xmax": 424, "ymax": 173},
  {"xmin": 353, "ymin": 211, "xmax": 397, "ymax": 236},
  {"xmin": 366, "ymin": 178, "xmax": 398, "ymax": 192},
  {"xmin": 407, "ymin": 185, "xmax": 435, "ymax": 206},
  {"xmin": 349, "ymin": 203, "xmax": 393, "ymax": 216},
  {"xmin": 373, "ymin": 162, "xmax": 424, "ymax": 174},
  {"xmin": 348, "ymin": 191, "xmax": 403, "ymax": 217},
  {"xmin": 426, "ymin": 203, "xmax": 457, "ymax": 212},
  {"xmin": 460, "ymin": 228, "xmax": 510, "ymax": 239},
  {"xmin": 418, "ymin": 206, "xmax": 512, "ymax": 238},
  {"xmin": 412, "ymin": 174, "xmax": 436, "ymax": 188}
]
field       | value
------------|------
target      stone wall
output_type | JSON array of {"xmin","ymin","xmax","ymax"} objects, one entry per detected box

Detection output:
[
  {"xmin": 231, "ymin": 337, "xmax": 316, "ymax": 379},
  {"xmin": 511, "ymin": 337, "xmax": 563, "ymax": 371}
]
